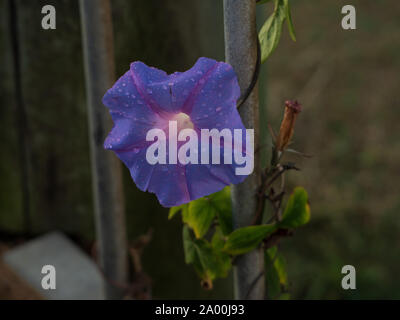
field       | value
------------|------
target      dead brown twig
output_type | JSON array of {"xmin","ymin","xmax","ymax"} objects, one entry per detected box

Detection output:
[
  {"xmin": 92, "ymin": 229, "xmax": 154, "ymax": 300},
  {"xmin": 253, "ymin": 163, "xmax": 300, "ymax": 225}
]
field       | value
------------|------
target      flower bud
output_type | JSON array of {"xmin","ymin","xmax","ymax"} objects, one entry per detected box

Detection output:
[{"xmin": 275, "ymin": 100, "xmax": 302, "ymax": 152}]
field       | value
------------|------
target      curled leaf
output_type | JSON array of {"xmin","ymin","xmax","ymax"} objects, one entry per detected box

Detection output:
[
  {"xmin": 265, "ymin": 246, "xmax": 288, "ymax": 299},
  {"xmin": 259, "ymin": 0, "xmax": 286, "ymax": 63},
  {"xmin": 223, "ymin": 224, "xmax": 277, "ymax": 255},
  {"xmin": 279, "ymin": 187, "xmax": 310, "ymax": 229},
  {"xmin": 284, "ymin": 0, "xmax": 296, "ymax": 41}
]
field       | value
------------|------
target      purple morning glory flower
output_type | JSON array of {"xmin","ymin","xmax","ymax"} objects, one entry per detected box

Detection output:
[{"xmin": 103, "ymin": 57, "xmax": 250, "ymax": 207}]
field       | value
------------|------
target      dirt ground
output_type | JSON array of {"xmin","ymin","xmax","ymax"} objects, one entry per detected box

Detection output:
[{"xmin": 0, "ymin": 244, "xmax": 42, "ymax": 300}]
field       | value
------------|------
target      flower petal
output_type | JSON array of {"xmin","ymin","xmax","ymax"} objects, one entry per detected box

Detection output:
[
  {"xmin": 115, "ymin": 146, "xmax": 191, "ymax": 207},
  {"xmin": 185, "ymin": 162, "xmax": 246, "ymax": 201},
  {"xmin": 147, "ymin": 164, "xmax": 191, "ymax": 207},
  {"xmin": 103, "ymin": 68, "xmax": 167, "ymax": 150},
  {"xmin": 102, "ymin": 68, "xmax": 161, "ymax": 124},
  {"xmin": 131, "ymin": 58, "xmax": 219, "ymax": 114},
  {"xmin": 104, "ymin": 116, "xmax": 154, "ymax": 150},
  {"xmin": 114, "ymin": 147, "xmax": 154, "ymax": 191},
  {"xmin": 104, "ymin": 57, "xmax": 251, "ymax": 208},
  {"xmin": 188, "ymin": 61, "xmax": 240, "ymax": 127}
]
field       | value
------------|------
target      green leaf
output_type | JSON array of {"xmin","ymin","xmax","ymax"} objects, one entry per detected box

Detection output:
[
  {"xmin": 211, "ymin": 187, "xmax": 233, "ymax": 235},
  {"xmin": 183, "ymin": 226, "xmax": 209, "ymax": 280},
  {"xmin": 185, "ymin": 187, "xmax": 232, "ymax": 238},
  {"xmin": 188, "ymin": 199, "xmax": 216, "ymax": 239},
  {"xmin": 181, "ymin": 204, "xmax": 190, "ymax": 224},
  {"xmin": 211, "ymin": 227, "xmax": 226, "ymax": 251},
  {"xmin": 266, "ymin": 247, "xmax": 288, "ymax": 285},
  {"xmin": 258, "ymin": 0, "xmax": 286, "ymax": 63},
  {"xmin": 187, "ymin": 198, "xmax": 217, "ymax": 238},
  {"xmin": 183, "ymin": 226, "xmax": 232, "ymax": 286},
  {"xmin": 168, "ymin": 203, "xmax": 187, "ymax": 220},
  {"xmin": 195, "ymin": 240, "xmax": 232, "ymax": 280},
  {"xmin": 283, "ymin": 0, "xmax": 296, "ymax": 41},
  {"xmin": 183, "ymin": 225, "xmax": 198, "ymax": 264},
  {"xmin": 265, "ymin": 246, "xmax": 288, "ymax": 299},
  {"xmin": 279, "ymin": 187, "xmax": 310, "ymax": 229},
  {"xmin": 223, "ymin": 224, "xmax": 277, "ymax": 255}
]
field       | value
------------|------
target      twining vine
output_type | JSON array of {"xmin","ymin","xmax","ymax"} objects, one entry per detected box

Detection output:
[{"xmin": 168, "ymin": 0, "xmax": 310, "ymax": 299}]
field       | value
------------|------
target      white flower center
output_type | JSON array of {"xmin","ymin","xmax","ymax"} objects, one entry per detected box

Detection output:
[{"xmin": 172, "ymin": 112, "xmax": 194, "ymax": 131}]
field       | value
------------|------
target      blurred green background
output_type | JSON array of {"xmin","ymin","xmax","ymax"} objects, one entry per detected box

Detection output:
[{"xmin": 0, "ymin": 0, "xmax": 399, "ymax": 299}]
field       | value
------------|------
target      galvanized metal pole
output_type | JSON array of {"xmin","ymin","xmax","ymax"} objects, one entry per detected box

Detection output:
[
  {"xmin": 79, "ymin": 0, "xmax": 129, "ymax": 299},
  {"xmin": 224, "ymin": 0, "xmax": 264, "ymax": 299}
]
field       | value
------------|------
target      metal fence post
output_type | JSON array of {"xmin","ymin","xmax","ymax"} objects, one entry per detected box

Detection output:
[
  {"xmin": 224, "ymin": 0, "xmax": 265, "ymax": 300},
  {"xmin": 79, "ymin": 0, "xmax": 129, "ymax": 300}
]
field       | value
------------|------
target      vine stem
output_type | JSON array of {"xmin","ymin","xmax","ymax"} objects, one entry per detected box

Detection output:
[{"xmin": 224, "ymin": 0, "xmax": 264, "ymax": 300}]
